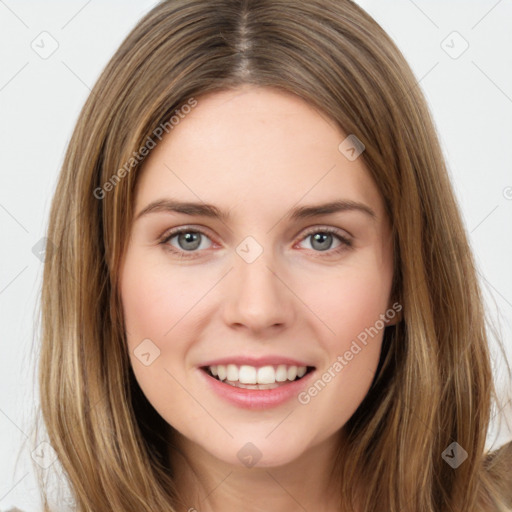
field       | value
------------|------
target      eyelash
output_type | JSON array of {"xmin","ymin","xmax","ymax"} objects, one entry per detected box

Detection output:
[{"xmin": 159, "ymin": 226, "xmax": 353, "ymax": 259}]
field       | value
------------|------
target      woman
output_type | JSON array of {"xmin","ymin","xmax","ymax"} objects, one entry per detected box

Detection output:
[{"xmin": 35, "ymin": 0, "xmax": 512, "ymax": 510}]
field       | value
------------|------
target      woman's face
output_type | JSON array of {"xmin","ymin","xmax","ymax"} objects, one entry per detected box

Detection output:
[{"xmin": 120, "ymin": 86, "xmax": 395, "ymax": 469}]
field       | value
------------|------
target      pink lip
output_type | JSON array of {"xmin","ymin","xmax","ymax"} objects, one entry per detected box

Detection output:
[
  {"xmin": 199, "ymin": 356, "xmax": 313, "ymax": 368},
  {"xmin": 197, "ymin": 367, "xmax": 316, "ymax": 410}
]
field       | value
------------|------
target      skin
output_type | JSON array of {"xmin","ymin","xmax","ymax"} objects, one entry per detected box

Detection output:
[{"xmin": 119, "ymin": 85, "xmax": 395, "ymax": 512}]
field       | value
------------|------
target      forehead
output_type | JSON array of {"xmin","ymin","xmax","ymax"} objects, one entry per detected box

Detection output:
[{"xmin": 134, "ymin": 86, "xmax": 385, "ymax": 223}]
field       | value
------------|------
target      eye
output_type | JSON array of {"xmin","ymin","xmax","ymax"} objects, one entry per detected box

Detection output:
[
  {"xmin": 160, "ymin": 227, "xmax": 213, "ymax": 256},
  {"xmin": 159, "ymin": 225, "xmax": 352, "ymax": 259},
  {"xmin": 296, "ymin": 227, "xmax": 352, "ymax": 255}
]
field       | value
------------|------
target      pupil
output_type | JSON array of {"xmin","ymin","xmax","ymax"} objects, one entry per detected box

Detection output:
[
  {"xmin": 311, "ymin": 232, "xmax": 332, "ymax": 251},
  {"xmin": 179, "ymin": 232, "xmax": 201, "ymax": 250}
]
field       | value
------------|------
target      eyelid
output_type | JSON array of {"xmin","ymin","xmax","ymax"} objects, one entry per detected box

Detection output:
[
  {"xmin": 159, "ymin": 224, "xmax": 353, "ymax": 257},
  {"xmin": 298, "ymin": 225, "xmax": 352, "ymax": 242},
  {"xmin": 159, "ymin": 224, "xmax": 218, "ymax": 248},
  {"xmin": 294, "ymin": 226, "xmax": 353, "ymax": 255}
]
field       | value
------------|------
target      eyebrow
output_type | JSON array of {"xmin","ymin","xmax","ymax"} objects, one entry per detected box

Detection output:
[{"xmin": 134, "ymin": 198, "xmax": 376, "ymax": 222}]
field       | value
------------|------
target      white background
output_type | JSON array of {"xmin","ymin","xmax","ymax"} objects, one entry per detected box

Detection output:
[{"xmin": 1, "ymin": 1, "xmax": 511, "ymax": 510}]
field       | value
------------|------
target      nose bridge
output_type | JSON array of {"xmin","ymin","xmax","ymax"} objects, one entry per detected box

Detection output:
[{"xmin": 222, "ymin": 237, "xmax": 295, "ymax": 331}]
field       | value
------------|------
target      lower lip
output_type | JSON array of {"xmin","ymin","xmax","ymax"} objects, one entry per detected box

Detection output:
[{"xmin": 198, "ymin": 368, "xmax": 316, "ymax": 410}]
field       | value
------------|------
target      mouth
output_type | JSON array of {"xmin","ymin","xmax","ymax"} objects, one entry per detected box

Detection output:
[{"xmin": 200, "ymin": 364, "xmax": 316, "ymax": 390}]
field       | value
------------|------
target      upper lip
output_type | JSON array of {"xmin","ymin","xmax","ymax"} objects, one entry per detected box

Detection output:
[{"xmin": 200, "ymin": 356, "xmax": 315, "ymax": 368}]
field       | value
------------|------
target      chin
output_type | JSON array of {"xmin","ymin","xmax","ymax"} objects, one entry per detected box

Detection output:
[{"xmin": 199, "ymin": 433, "xmax": 313, "ymax": 470}]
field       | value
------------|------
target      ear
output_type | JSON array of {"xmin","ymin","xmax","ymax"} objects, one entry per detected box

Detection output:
[{"xmin": 384, "ymin": 300, "xmax": 403, "ymax": 326}]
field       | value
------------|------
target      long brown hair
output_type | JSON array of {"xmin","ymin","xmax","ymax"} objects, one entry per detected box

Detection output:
[{"xmin": 36, "ymin": 0, "xmax": 512, "ymax": 510}]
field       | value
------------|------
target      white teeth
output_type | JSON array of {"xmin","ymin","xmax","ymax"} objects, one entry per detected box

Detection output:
[
  {"xmin": 257, "ymin": 365, "xmax": 275, "ymax": 384},
  {"xmin": 217, "ymin": 365, "xmax": 227, "ymax": 381},
  {"xmin": 239, "ymin": 365, "xmax": 257, "ymax": 384},
  {"xmin": 226, "ymin": 364, "xmax": 238, "ymax": 381},
  {"xmin": 207, "ymin": 364, "xmax": 309, "ymax": 384},
  {"xmin": 287, "ymin": 366, "xmax": 297, "ymax": 381},
  {"xmin": 275, "ymin": 365, "xmax": 288, "ymax": 382}
]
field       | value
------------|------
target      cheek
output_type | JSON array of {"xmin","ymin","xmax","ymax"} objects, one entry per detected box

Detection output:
[
  {"xmin": 121, "ymin": 252, "xmax": 200, "ymax": 341},
  {"xmin": 120, "ymin": 240, "xmax": 393, "ymax": 438},
  {"xmin": 120, "ymin": 253, "xmax": 202, "ymax": 422},
  {"xmin": 120, "ymin": 251, "xmax": 191, "ymax": 377},
  {"xmin": 304, "ymin": 259, "xmax": 392, "ymax": 346},
  {"xmin": 293, "ymin": 258, "xmax": 391, "ymax": 421}
]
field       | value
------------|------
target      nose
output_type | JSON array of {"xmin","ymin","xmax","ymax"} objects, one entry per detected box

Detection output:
[{"xmin": 221, "ymin": 249, "xmax": 296, "ymax": 335}]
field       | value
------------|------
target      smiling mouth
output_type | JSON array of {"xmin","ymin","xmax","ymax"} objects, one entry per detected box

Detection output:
[{"xmin": 201, "ymin": 364, "xmax": 315, "ymax": 390}]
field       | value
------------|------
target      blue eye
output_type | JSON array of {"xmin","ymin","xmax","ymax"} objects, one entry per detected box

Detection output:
[
  {"xmin": 161, "ymin": 229, "xmax": 213, "ymax": 253},
  {"xmin": 297, "ymin": 227, "xmax": 352, "ymax": 256},
  {"xmin": 159, "ymin": 226, "xmax": 352, "ymax": 259}
]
